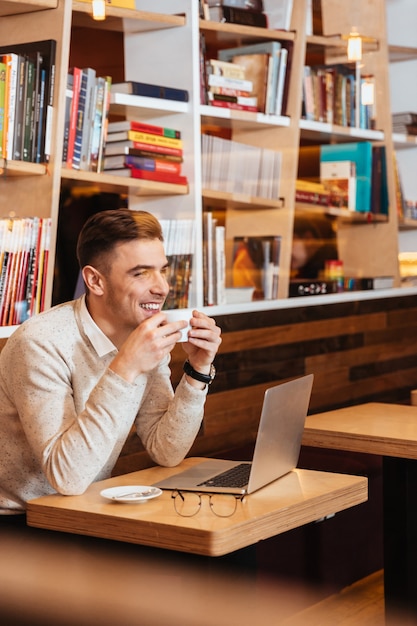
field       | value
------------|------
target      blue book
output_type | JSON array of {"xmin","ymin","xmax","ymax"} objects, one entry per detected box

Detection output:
[{"xmin": 320, "ymin": 142, "xmax": 373, "ymax": 213}]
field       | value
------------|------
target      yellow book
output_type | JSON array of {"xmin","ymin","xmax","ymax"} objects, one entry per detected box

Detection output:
[{"xmin": 127, "ymin": 130, "xmax": 183, "ymax": 149}]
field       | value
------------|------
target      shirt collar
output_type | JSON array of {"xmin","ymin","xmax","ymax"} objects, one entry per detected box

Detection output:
[{"xmin": 79, "ymin": 295, "xmax": 117, "ymax": 357}]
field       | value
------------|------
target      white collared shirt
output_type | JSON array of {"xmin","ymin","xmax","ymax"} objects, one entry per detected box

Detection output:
[{"xmin": 79, "ymin": 294, "xmax": 116, "ymax": 357}]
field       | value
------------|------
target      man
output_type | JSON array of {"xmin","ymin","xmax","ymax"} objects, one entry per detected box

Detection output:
[{"xmin": 0, "ymin": 209, "xmax": 222, "ymax": 516}]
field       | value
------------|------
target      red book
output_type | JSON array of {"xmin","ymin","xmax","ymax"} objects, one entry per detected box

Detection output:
[
  {"xmin": 105, "ymin": 139, "xmax": 182, "ymax": 157},
  {"xmin": 130, "ymin": 167, "xmax": 188, "ymax": 185},
  {"xmin": 107, "ymin": 119, "xmax": 181, "ymax": 139},
  {"xmin": 209, "ymin": 100, "xmax": 258, "ymax": 113}
]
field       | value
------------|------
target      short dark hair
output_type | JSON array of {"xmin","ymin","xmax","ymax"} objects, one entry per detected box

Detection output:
[{"xmin": 76, "ymin": 209, "xmax": 164, "ymax": 271}]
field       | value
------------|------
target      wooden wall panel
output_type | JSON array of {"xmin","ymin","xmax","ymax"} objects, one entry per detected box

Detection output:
[{"xmin": 114, "ymin": 294, "xmax": 417, "ymax": 474}]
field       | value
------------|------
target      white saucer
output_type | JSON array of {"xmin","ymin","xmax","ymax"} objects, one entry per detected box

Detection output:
[{"xmin": 100, "ymin": 485, "xmax": 162, "ymax": 504}]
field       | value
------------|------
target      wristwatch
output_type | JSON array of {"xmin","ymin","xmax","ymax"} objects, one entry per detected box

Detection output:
[{"xmin": 183, "ymin": 360, "xmax": 216, "ymax": 385}]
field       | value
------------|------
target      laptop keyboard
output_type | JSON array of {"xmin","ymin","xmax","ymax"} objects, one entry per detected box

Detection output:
[{"xmin": 197, "ymin": 463, "xmax": 251, "ymax": 488}]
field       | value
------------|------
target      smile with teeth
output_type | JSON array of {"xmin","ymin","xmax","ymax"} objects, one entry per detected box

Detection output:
[{"xmin": 140, "ymin": 304, "xmax": 161, "ymax": 311}]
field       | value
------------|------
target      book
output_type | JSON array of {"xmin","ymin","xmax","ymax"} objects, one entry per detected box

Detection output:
[
  {"xmin": 0, "ymin": 61, "xmax": 6, "ymax": 158},
  {"xmin": 66, "ymin": 67, "xmax": 81, "ymax": 168},
  {"xmin": 1, "ymin": 52, "xmax": 18, "ymax": 161},
  {"xmin": 219, "ymin": 41, "xmax": 282, "ymax": 115},
  {"xmin": 96, "ymin": 75, "xmax": 112, "ymax": 172},
  {"xmin": 104, "ymin": 154, "xmax": 182, "ymax": 175},
  {"xmin": 110, "ymin": 81, "xmax": 189, "ymax": 102},
  {"xmin": 208, "ymin": 99, "xmax": 258, "ymax": 113},
  {"xmin": 88, "ymin": 76, "xmax": 106, "ymax": 172},
  {"xmin": 320, "ymin": 160, "xmax": 356, "ymax": 210},
  {"xmin": 208, "ymin": 58, "xmax": 246, "ymax": 79},
  {"xmin": 72, "ymin": 68, "xmax": 91, "ymax": 169},
  {"xmin": 209, "ymin": 6, "xmax": 268, "ymax": 27},
  {"xmin": 104, "ymin": 139, "xmax": 183, "ymax": 157},
  {"xmin": 103, "ymin": 147, "xmax": 183, "ymax": 165},
  {"xmin": 320, "ymin": 142, "xmax": 373, "ymax": 213},
  {"xmin": 78, "ymin": 67, "xmax": 96, "ymax": 171},
  {"xmin": 105, "ymin": 129, "xmax": 183, "ymax": 150},
  {"xmin": 107, "ymin": 119, "xmax": 181, "ymax": 139},
  {"xmin": 344, "ymin": 276, "xmax": 394, "ymax": 291},
  {"xmin": 371, "ymin": 145, "xmax": 389, "ymax": 215},
  {"xmin": 22, "ymin": 58, "xmax": 35, "ymax": 162},
  {"xmin": 207, "ymin": 73, "xmax": 253, "ymax": 93},
  {"xmin": 129, "ymin": 168, "xmax": 188, "ymax": 186}
]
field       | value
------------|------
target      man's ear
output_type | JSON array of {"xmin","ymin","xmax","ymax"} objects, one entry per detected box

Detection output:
[{"xmin": 82, "ymin": 265, "xmax": 105, "ymax": 296}]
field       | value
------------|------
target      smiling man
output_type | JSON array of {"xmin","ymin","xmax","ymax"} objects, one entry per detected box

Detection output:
[{"xmin": 0, "ymin": 209, "xmax": 222, "ymax": 518}]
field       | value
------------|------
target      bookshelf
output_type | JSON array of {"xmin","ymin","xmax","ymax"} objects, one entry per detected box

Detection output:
[{"xmin": 0, "ymin": 0, "xmax": 413, "ymax": 336}]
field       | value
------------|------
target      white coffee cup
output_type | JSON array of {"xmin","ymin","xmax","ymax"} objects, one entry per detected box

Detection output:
[{"xmin": 164, "ymin": 308, "xmax": 193, "ymax": 342}]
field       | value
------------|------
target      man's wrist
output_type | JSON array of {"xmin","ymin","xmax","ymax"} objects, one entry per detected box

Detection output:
[{"xmin": 183, "ymin": 360, "xmax": 216, "ymax": 385}]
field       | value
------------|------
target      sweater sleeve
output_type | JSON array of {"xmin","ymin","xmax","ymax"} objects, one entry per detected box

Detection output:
[
  {"xmin": 2, "ymin": 321, "xmax": 147, "ymax": 495},
  {"xmin": 134, "ymin": 357, "xmax": 207, "ymax": 467}
]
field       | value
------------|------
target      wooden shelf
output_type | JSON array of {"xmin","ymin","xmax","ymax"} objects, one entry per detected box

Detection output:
[
  {"xmin": 61, "ymin": 168, "xmax": 188, "ymax": 197},
  {"xmin": 299, "ymin": 119, "xmax": 384, "ymax": 143},
  {"xmin": 389, "ymin": 44, "xmax": 417, "ymax": 63},
  {"xmin": 203, "ymin": 189, "xmax": 284, "ymax": 211},
  {"xmin": 200, "ymin": 105, "xmax": 290, "ymax": 130},
  {"xmin": 0, "ymin": 0, "xmax": 57, "ymax": 17},
  {"xmin": 72, "ymin": 2, "xmax": 186, "ymax": 33},
  {"xmin": 200, "ymin": 19, "xmax": 295, "ymax": 47},
  {"xmin": 296, "ymin": 203, "xmax": 389, "ymax": 223},
  {"xmin": 0, "ymin": 159, "xmax": 47, "ymax": 177},
  {"xmin": 110, "ymin": 93, "xmax": 188, "ymax": 118},
  {"xmin": 399, "ymin": 218, "xmax": 417, "ymax": 231},
  {"xmin": 393, "ymin": 132, "xmax": 417, "ymax": 149}
]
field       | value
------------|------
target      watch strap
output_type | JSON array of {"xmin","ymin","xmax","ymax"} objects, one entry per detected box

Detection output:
[{"xmin": 183, "ymin": 360, "xmax": 215, "ymax": 385}]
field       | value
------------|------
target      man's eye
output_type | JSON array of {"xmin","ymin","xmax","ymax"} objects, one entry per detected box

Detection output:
[
  {"xmin": 161, "ymin": 267, "xmax": 171, "ymax": 277},
  {"xmin": 135, "ymin": 269, "xmax": 150, "ymax": 278}
]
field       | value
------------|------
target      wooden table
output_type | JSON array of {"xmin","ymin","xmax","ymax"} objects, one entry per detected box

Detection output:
[
  {"xmin": 302, "ymin": 402, "xmax": 417, "ymax": 624},
  {"xmin": 27, "ymin": 457, "xmax": 367, "ymax": 558}
]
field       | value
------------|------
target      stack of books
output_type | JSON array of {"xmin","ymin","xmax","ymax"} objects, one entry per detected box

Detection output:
[
  {"xmin": 392, "ymin": 111, "xmax": 417, "ymax": 135},
  {"xmin": 63, "ymin": 68, "xmax": 112, "ymax": 172},
  {"xmin": 202, "ymin": 41, "xmax": 289, "ymax": 116},
  {"xmin": 0, "ymin": 40, "xmax": 56, "ymax": 163},
  {"xmin": 0, "ymin": 216, "xmax": 51, "ymax": 326},
  {"xmin": 200, "ymin": 0, "xmax": 268, "ymax": 28},
  {"xmin": 103, "ymin": 120, "xmax": 187, "ymax": 186}
]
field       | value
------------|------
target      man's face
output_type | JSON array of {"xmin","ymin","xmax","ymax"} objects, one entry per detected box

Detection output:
[{"xmin": 100, "ymin": 238, "xmax": 170, "ymax": 331}]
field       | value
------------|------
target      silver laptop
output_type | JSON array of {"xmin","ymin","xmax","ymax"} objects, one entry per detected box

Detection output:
[{"xmin": 153, "ymin": 373, "xmax": 314, "ymax": 495}]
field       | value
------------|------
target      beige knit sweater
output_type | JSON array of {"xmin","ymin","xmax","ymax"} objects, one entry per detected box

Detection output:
[{"xmin": 0, "ymin": 297, "xmax": 207, "ymax": 513}]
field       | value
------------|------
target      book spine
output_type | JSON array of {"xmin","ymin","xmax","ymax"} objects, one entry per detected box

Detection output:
[
  {"xmin": 209, "ymin": 99, "xmax": 258, "ymax": 113},
  {"xmin": 130, "ymin": 141, "xmax": 183, "ymax": 157},
  {"xmin": 124, "ymin": 155, "xmax": 182, "ymax": 174},
  {"xmin": 12, "ymin": 55, "xmax": 26, "ymax": 160},
  {"xmin": 221, "ymin": 7, "xmax": 268, "ymax": 27},
  {"xmin": 96, "ymin": 75, "xmax": 112, "ymax": 172},
  {"xmin": 22, "ymin": 59, "xmax": 35, "ymax": 162},
  {"xmin": 35, "ymin": 68, "xmax": 46, "ymax": 163},
  {"xmin": 72, "ymin": 69, "xmax": 88, "ymax": 170},
  {"xmin": 130, "ymin": 167, "xmax": 188, "ymax": 185},
  {"xmin": 0, "ymin": 61, "xmax": 6, "ymax": 159},
  {"xmin": 124, "ymin": 130, "xmax": 182, "ymax": 149},
  {"xmin": 108, "ymin": 120, "xmax": 181, "ymax": 139},
  {"xmin": 125, "ymin": 148, "xmax": 183, "ymax": 163},
  {"xmin": 207, "ymin": 73, "xmax": 253, "ymax": 93}
]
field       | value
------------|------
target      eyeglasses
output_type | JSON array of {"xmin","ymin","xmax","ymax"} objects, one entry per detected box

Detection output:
[{"xmin": 171, "ymin": 490, "xmax": 245, "ymax": 518}]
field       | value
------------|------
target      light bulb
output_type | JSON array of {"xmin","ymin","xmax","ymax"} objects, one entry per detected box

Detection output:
[
  {"xmin": 92, "ymin": 0, "xmax": 106, "ymax": 21},
  {"xmin": 347, "ymin": 31, "xmax": 362, "ymax": 62}
]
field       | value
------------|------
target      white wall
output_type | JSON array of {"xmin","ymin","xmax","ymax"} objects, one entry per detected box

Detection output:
[{"xmin": 386, "ymin": 0, "xmax": 417, "ymax": 252}]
